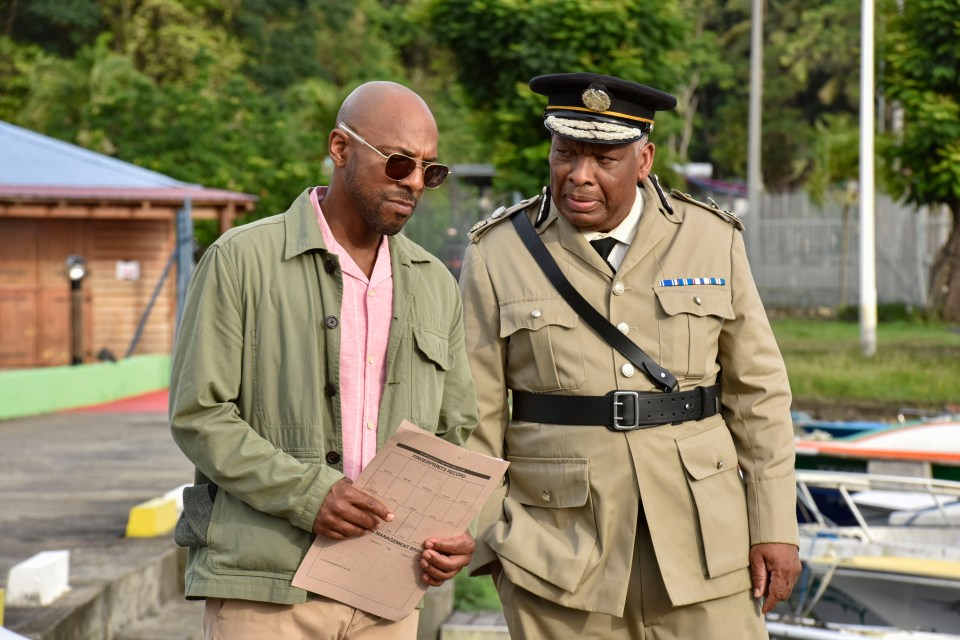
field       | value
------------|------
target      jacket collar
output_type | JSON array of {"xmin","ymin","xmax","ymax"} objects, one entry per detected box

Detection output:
[
  {"xmin": 538, "ymin": 178, "xmax": 678, "ymax": 276},
  {"xmin": 282, "ymin": 186, "xmax": 434, "ymax": 267},
  {"xmin": 284, "ymin": 188, "xmax": 328, "ymax": 260}
]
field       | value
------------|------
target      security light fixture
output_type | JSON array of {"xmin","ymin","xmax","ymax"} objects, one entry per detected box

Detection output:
[{"xmin": 66, "ymin": 255, "xmax": 87, "ymax": 282}]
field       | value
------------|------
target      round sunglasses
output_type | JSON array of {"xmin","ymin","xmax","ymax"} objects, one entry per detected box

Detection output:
[{"xmin": 337, "ymin": 122, "xmax": 451, "ymax": 189}]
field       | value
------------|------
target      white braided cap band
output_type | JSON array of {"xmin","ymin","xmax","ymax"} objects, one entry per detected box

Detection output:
[{"xmin": 544, "ymin": 115, "xmax": 649, "ymax": 143}]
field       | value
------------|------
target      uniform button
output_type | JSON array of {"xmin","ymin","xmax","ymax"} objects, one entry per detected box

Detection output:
[
  {"xmin": 694, "ymin": 296, "xmax": 703, "ymax": 305},
  {"xmin": 324, "ymin": 383, "xmax": 337, "ymax": 396},
  {"xmin": 617, "ymin": 322, "xmax": 630, "ymax": 334},
  {"xmin": 324, "ymin": 259, "xmax": 336, "ymax": 274},
  {"xmin": 325, "ymin": 315, "xmax": 339, "ymax": 329},
  {"xmin": 366, "ymin": 421, "xmax": 376, "ymax": 430},
  {"xmin": 530, "ymin": 309, "xmax": 542, "ymax": 318},
  {"xmin": 716, "ymin": 458, "xmax": 725, "ymax": 470},
  {"xmin": 541, "ymin": 490, "xmax": 551, "ymax": 503},
  {"xmin": 368, "ymin": 290, "xmax": 376, "ymax": 297},
  {"xmin": 621, "ymin": 363, "xmax": 635, "ymax": 377},
  {"xmin": 491, "ymin": 206, "xmax": 506, "ymax": 219},
  {"xmin": 325, "ymin": 451, "xmax": 341, "ymax": 464},
  {"xmin": 613, "ymin": 282, "xmax": 625, "ymax": 296}
]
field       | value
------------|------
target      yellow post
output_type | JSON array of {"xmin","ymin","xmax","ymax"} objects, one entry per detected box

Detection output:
[{"xmin": 125, "ymin": 497, "xmax": 178, "ymax": 538}]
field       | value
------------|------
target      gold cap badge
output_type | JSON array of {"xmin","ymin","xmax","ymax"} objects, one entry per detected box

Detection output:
[{"xmin": 581, "ymin": 84, "xmax": 611, "ymax": 112}]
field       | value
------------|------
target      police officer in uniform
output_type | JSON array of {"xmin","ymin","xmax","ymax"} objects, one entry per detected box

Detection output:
[{"xmin": 459, "ymin": 73, "xmax": 801, "ymax": 639}]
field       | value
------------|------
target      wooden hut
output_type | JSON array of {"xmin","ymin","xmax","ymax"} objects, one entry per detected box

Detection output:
[{"xmin": 0, "ymin": 121, "xmax": 256, "ymax": 369}]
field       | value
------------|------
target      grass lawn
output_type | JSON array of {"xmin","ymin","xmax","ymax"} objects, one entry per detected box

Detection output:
[
  {"xmin": 453, "ymin": 572, "xmax": 501, "ymax": 612},
  {"xmin": 772, "ymin": 319, "xmax": 960, "ymax": 408}
]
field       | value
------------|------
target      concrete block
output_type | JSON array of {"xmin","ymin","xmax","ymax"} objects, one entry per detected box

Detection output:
[
  {"xmin": 6, "ymin": 550, "xmax": 71, "ymax": 606},
  {"xmin": 125, "ymin": 497, "xmax": 177, "ymax": 538},
  {"xmin": 440, "ymin": 611, "xmax": 509, "ymax": 640}
]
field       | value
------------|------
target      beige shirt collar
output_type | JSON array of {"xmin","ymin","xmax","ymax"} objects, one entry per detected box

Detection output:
[
  {"xmin": 581, "ymin": 187, "xmax": 644, "ymax": 270},
  {"xmin": 582, "ymin": 186, "xmax": 644, "ymax": 245}
]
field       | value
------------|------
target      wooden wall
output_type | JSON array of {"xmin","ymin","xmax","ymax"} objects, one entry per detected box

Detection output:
[{"xmin": 0, "ymin": 218, "xmax": 175, "ymax": 368}]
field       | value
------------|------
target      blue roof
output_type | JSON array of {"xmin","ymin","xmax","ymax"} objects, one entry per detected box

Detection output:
[{"xmin": 0, "ymin": 120, "xmax": 194, "ymax": 188}]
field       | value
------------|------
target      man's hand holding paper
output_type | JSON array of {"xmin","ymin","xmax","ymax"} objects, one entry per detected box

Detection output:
[
  {"xmin": 294, "ymin": 421, "xmax": 507, "ymax": 620},
  {"xmin": 313, "ymin": 478, "xmax": 395, "ymax": 540},
  {"xmin": 420, "ymin": 531, "xmax": 476, "ymax": 587}
]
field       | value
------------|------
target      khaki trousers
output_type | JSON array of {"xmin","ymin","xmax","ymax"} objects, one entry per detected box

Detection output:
[
  {"xmin": 202, "ymin": 597, "xmax": 420, "ymax": 640},
  {"xmin": 497, "ymin": 510, "xmax": 767, "ymax": 640}
]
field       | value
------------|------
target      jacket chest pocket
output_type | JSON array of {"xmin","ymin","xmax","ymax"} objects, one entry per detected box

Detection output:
[
  {"xmin": 410, "ymin": 325, "xmax": 451, "ymax": 427},
  {"xmin": 499, "ymin": 298, "xmax": 585, "ymax": 392},
  {"xmin": 654, "ymin": 288, "xmax": 734, "ymax": 379}
]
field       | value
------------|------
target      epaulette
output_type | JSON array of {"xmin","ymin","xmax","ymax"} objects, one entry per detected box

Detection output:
[
  {"xmin": 467, "ymin": 192, "xmax": 544, "ymax": 242},
  {"xmin": 669, "ymin": 189, "xmax": 745, "ymax": 231}
]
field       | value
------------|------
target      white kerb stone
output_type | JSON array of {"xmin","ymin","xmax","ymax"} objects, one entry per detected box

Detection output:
[{"xmin": 6, "ymin": 550, "xmax": 70, "ymax": 606}]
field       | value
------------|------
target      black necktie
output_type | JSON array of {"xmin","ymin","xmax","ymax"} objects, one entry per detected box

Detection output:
[{"xmin": 590, "ymin": 237, "xmax": 619, "ymax": 270}]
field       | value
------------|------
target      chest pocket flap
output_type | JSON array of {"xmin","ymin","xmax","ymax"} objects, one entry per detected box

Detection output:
[
  {"xmin": 655, "ymin": 288, "xmax": 734, "ymax": 319},
  {"xmin": 413, "ymin": 326, "xmax": 452, "ymax": 370},
  {"xmin": 499, "ymin": 298, "xmax": 578, "ymax": 338}
]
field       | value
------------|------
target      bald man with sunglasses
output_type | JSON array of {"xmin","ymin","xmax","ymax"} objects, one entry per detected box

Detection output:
[{"xmin": 170, "ymin": 81, "xmax": 478, "ymax": 640}]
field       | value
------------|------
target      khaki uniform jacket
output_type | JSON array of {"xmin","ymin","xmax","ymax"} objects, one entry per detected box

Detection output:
[
  {"xmin": 170, "ymin": 188, "xmax": 477, "ymax": 604},
  {"xmin": 459, "ymin": 178, "xmax": 797, "ymax": 617}
]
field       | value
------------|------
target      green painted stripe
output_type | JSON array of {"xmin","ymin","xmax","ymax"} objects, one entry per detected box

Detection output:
[{"xmin": 0, "ymin": 354, "xmax": 170, "ymax": 420}]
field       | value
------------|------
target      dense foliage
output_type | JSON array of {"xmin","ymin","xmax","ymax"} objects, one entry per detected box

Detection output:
[
  {"xmin": 0, "ymin": 0, "xmax": 872, "ymax": 204},
  {"xmin": 1, "ymin": 0, "xmax": 957, "ymax": 295},
  {"xmin": 880, "ymin": 0, "xmax": 960, "ymax": 319}
]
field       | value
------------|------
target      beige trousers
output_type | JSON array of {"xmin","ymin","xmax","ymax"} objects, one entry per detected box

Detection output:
[
  {"xmin": 497, "ymin": 510, "xmax": 767, "ymax": 640},
  {"xmin": 202, "ymin": 597, "xmax": 420, "ymax": 640}
]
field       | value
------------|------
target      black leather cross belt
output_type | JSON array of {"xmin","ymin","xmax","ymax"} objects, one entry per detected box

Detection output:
[{"xmin": 511, "ymin": 384, "xmax": 721, "ymax": 431}]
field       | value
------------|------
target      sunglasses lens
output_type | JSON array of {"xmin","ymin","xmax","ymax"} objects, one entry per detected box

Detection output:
[
  {"xmin": 384, "ymin": 154, "xmax": 417, "ymax": 181},
  {"xmin": 382, "ymin": 153, "xmax": 449, "ymax": 188},
  {"xmin": 423, "ymin": 165, "xmax": 449, "ymax": 189}
]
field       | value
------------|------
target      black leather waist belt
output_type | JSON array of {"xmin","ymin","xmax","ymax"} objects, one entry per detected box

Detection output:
[{"xmin": 511, "ymin": 384, "xmax": 721, "ymax": 431}]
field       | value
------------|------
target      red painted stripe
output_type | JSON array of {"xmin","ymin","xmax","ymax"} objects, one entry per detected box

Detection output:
[{"xmin": 65, "ymin": 389, "xmax": 169, "ymax": 414}]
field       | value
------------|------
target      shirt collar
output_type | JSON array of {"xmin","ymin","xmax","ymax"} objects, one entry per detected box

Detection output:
[
  {"xmin": 310, "ymin": 186, "xmax": 392, "ymax": 285},
  {"xmin": 581, "ymin": 186, "xmax": 644, "ymax": 245}
]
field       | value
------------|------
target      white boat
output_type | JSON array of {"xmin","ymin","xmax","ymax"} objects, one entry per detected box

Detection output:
[
  {"xmin": 767, "ymin": 613, "xmax": 960, "ymax": 639},
  {"xmin": 791, "ymin": 471, "xmax": 960, "ymax": 634},
  {"xmin": 795, "ymin": 419, "xmax": 960, "ymax": 483}
]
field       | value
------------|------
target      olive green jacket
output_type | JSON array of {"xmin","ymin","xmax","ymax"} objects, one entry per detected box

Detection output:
[{"xmin": 170, "ymin": 187, "xmax": 477, "ymax": 604}]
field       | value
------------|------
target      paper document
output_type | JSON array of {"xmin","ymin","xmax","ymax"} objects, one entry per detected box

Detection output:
[{"xmin": 292, "ymin": 420, "xmax": 508, "ymax": 620}]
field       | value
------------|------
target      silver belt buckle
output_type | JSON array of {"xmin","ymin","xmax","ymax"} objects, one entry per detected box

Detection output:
[{"xmin": 611, "ymin": 391, "xmax": 640, "ymax": 431}]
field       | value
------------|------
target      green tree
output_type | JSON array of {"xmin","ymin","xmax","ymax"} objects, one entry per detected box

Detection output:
[
  {"xmin": 0, "ymin": 36, "xmax": 43, "ymax": 122},
  {"xmin": 881, "ymin": 0, "xmax": 960, "ymax": 320},
  {"xmin": 428, "ymin": 0, "xmax": 687, "ymax": 196},
  {"xmin": 691, "ymin": 0, "xmax": 862, "ymax": 191}
]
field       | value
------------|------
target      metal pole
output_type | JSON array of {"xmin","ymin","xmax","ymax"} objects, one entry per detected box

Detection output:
[
  {"xmin": 175, "ymin": 199, "xmax": 194, "ymax": 335},
  {"xmin": 859, "ymin": 0, "xmax": 877, "ymax": 357},
  {"xmin": 70, "ymin": 280, "xmax": 82, "ymax": 365},
  {"xmin": 747, "ymin": 0, "xmax": 765, "ymax": 262}
]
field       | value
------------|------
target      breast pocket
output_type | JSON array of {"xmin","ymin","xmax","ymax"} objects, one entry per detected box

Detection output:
[
  {"xmin": 654, "ymin": 288, "xmax": 734, "ymax": 378},
  {"xmin": 499, "ymin": 298, "xmax": 585, "ymax": 392},
  {"xmin": 410, "ymin": 325, "xmax": 451, "ymax": 428}
]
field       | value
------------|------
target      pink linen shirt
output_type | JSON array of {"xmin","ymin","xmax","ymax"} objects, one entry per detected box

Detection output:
[{"xmin": 310, "ymin": 187, "xmax": 393, "ymax": 480}]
